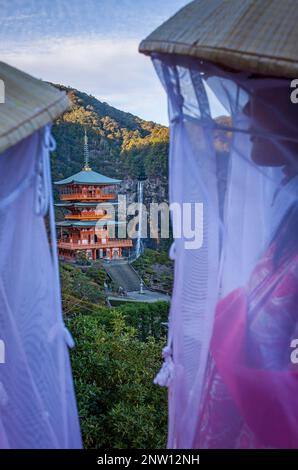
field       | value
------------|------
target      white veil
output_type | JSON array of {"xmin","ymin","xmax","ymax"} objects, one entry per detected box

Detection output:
[
  {"xmin": 0, "ymin": 127, "xmax": 82, "ymax": 448},
  {"xmin": 152, "ymin": 54, "xmax": 298, "ymax": 449}
]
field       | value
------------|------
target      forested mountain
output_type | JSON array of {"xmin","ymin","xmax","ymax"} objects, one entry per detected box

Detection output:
[
  {"xmin": 51, "ymin": 81, "xmax": 232, "ymax": 227},
  {"xmin": 51, "ymin": 84, "xmax": 169, "ymax": 183}
]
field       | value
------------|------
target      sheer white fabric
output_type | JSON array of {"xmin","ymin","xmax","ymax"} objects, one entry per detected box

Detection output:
[
  {"xmin": 152, "ymin": 55, "xmax": 298, "ymax": 448},
  {"xmin": 0, "ymin": 127, "xmax": 82, "ymax": 448}
]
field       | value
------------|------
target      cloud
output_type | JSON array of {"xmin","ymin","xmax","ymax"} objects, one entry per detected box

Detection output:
[{"xmin": 2, "ymin": 37, "xmax": 168, "ymax": 124}]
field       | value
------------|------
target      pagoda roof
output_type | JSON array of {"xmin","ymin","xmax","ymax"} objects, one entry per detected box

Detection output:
[
  {"xmin": 54, "ymin": 169, "xmax": 121, "ymax": 186},
  {"xmin": 56, "ymin": 220, "xmax": 125, "ymax": 227},
  {"xmin": 55, "ymin": 202, "xmax": 119, "ymax": 208}
]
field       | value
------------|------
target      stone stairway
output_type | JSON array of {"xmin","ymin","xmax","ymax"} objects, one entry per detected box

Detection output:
[{"xmin": 104, "ymin": 261, "xmax": 141, "ymax": 292}]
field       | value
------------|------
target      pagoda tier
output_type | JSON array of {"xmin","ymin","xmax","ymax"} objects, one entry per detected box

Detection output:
[
  {"xmin": 56, "ymin": 202, "xmax": 119, "ymax": 219},
  {"xmin": 56, "ymin": 202, "xmax": 117, "ymax": 221},
  {"xmin": 59, "ymin": 184, "xmax": 117, "ymax": 201},
  {"xmin": 55, "ymin": 131, "xmax": 132, "ymax": 261},
  {"xmin": 56, "ymin": 221, "xmax": 132, "ymax": 261},
  {"xmin": 56, "ymin": 200, "xmax": 132, "ymax": 261}
]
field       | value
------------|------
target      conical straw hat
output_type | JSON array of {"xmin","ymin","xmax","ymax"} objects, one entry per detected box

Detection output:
[
  {"xmin": 0, "ymin": 61, "xmax": 69, "ymax": 154},
  {"xmin": 139, "ymin": 0, "xmax": 298, "ymax": 78}
]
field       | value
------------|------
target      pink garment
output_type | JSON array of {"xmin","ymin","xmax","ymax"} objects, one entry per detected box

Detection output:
[{"xmin": 195, "ymin": 245, "xmax": 298, "ymax": 448}]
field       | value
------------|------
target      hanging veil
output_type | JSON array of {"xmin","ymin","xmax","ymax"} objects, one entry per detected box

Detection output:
[
  {"xmin": 152, "ymin": 54, "xmax": 298, "ymax": 449},
  {"xmin": 0, "ymin": 127, "xmax": 82, "ymax": 448}
]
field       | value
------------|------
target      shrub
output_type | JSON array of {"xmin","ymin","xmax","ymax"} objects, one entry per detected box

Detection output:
[{"xmin": 66, "ymin": 309, "xmax": 167, "ymax": 448}]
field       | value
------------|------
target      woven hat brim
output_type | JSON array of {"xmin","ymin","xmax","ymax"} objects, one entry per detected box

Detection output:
[
  {"xmin": 139, "ymin": 0, "xmax": 298, "ymax": 78},
  {"xmin": 0, "ymin": 61, "xmax": 70, "ymax": 154}
]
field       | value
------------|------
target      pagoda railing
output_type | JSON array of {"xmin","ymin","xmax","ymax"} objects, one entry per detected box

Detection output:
[
  {"xmin": 64, "ymin": 213, "xmax": 112, "ymax": 220},
  {"xmin": 58, "ymin": 239, "xmax": 133, "ymax": 249},
  {"xmin": 60, "ymin": 192, "xmax": 116, "ymax": 201}
]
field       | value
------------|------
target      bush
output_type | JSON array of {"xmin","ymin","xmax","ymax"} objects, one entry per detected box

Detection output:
[
  {"xmin": 116, "ymin": 301, "xmax": 169, "ymax": 341},
  {"xmin": 133, "ymin": 249, "xmax": 174, "ymax": 294},
  {"xmin": 60, "ymin": 263, "xmax": 106, "ymax": 314},
  {"xmin": 85, "ymin": 262, "xmax": 107, "ymax": 286},
  {"xmin": 67, "ymin": 309, "xmax": 167, "ymax": 448},
  {"xmin": 75, "ymin": 251, "xmax": 92, "ymax": 266}
]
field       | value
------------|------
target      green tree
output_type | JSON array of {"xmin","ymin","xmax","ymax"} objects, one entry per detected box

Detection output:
[{"xmin": 67, "ymin": 310, "xmax": 167, "ymax": 448}]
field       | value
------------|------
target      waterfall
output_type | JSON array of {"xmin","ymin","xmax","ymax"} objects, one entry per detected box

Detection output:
[{"xmin": 135, "ymin": 180, "xmax": 144, "ymax": 259}]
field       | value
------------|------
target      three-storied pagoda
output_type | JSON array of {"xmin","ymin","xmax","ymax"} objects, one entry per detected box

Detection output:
[{"xmin": 55, "ymin": 131, "xmax": 132, "ymax": 261}]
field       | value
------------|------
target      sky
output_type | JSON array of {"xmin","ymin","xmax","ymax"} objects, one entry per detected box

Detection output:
[{"xmin": 0, "ymin": 0, "xmax": 225, "ymax": 125}]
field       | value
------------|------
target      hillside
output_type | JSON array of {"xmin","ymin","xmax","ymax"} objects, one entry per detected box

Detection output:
[
  {"xmin": 51, "ymin": 84, "xmax": 232, "ymax": 186},
  {"xmin": 51, "ymin": 84, "xmax": 169, "ymax": 183}
]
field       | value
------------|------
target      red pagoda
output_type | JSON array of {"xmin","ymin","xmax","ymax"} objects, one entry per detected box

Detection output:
[{"xmin": 55, "ymin": 131, "xmax": 132, "ymax": 261}]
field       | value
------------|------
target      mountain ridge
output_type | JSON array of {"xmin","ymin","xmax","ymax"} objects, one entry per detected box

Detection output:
[
  {"xmin": 51, "ymin": 83, "xmax": 169, "ymax": 183},
  {"xmin": 51, "ymin": 83, "xmax": 231, "ymax": 186}
]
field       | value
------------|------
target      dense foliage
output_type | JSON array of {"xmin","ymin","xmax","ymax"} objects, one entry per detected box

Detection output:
[
  {"xmin": 67, "ymin": 304, "xmax": 167, "ymax": 448},
  {"xmin": 60, "ymin": 260, "xmax": 169, "ymax": 448},
  {"xmin": 60, "ymin": 262, "xmax": 107, "ymax": 314},
  {"xmin": 67, "ymin": 310, "xmax": 168, "ymax": 448},
  {"xmin": 51, "ymin": 84, "xmax": 169, "ymax": 183},
  {"xmin": 133, "ymin": 249, "xmax": 174, "ymax": 294}
]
